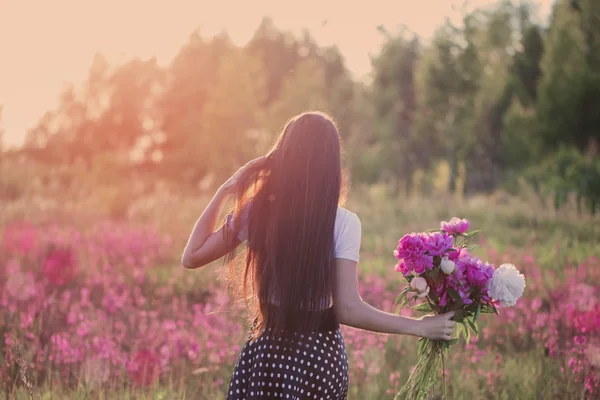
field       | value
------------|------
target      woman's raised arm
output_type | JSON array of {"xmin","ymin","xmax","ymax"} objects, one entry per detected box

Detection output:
[
  {"xmin": 181, "ymin": 156, "xmax": 266, "ymax": 269},
  {"xmin": 181, "ymin": 188, "xmax": 237, "ymax": 269}
]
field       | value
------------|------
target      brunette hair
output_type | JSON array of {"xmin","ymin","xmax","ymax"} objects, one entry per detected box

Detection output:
[{"xmin": 225, "ymin": 111, "xmax": 345, "ymax": 338}]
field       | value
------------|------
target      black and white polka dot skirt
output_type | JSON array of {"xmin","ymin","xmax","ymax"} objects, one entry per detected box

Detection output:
[{"xmin": 227, "ymin": 308, "xmax": 349, "ymax": 399}]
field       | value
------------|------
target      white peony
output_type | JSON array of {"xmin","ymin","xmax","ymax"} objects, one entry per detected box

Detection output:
[
  {"xmin": 440, "ymin": 257, "xmax": 455, "ymax": 275},
  {"xmin": 487, "ymin": 263, "xmax": 526, "ymax": 307},
  {"xmin": 410, "ymin": 277, "xmax": 428, "ymax": 292},
  {"xmin": 416, "ymin": 286, "xmax": 430, "ymax": 298},
  {"xmin": 410, "ymin": 277, "xmax": 430, "ymax": 298}
]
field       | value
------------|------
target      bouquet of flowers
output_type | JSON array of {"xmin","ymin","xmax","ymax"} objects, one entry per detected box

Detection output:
[{"xmin": 393, "ymin": 217, "xmax": 526, "ymax": 400}]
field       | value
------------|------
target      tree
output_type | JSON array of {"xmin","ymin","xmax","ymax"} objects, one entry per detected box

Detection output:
[
  {"xmin": 511, "ymin": 25, "xmax": 544, "ymax": 106},
  {"xmin": 500, "ymin": 23, "xmax": 545, "ymax": 176},
  {"xmin": 371, "ymin": 31, "xmax": 422, "ymax": 191},
  {"xmin": 200, "ymin": 50, "xmax": 267, "ymax": 183},
  {"xmin": 570, "ymin": 0, "xmax": 600, "ymax": 152},
  {"xmin": 464, "ymin": 2, "xmax": 524, "ymax": 193},
  {"xmin": 156, "ymin": 32, "xmax": 236, "ymax": 185},
  {"xmin": 536, "ymin": 0, "xmax": 599, "ymax": 151},
  {"xmin": 266, "ymin": 57, "xmax": 328, "ymax": 136},
  {"xmin": 414, "ymin": 13, "xmax": 482, "ymax": 194},
  {"xmin": 246, "ymin": 18, "xmax": 305, "ymax": 107},
  {"xmin": 25, "ymin": 54, "xmax": 164, "ymax": 167}
]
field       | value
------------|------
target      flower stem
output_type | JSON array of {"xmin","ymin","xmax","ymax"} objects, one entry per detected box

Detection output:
[{"xmin": 441, "ymin": 346, "xmax": 446, "ymax": 400}]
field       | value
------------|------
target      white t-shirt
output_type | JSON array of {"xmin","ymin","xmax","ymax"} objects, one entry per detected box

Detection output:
[{"xmin": 228, "ymin": 206, "xmax": 361, "ymax": 263}]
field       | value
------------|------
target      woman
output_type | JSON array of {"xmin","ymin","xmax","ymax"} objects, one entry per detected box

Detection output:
[{"xmin": 182, "ymin": 112, "xmax": 455, "ymax": 399}]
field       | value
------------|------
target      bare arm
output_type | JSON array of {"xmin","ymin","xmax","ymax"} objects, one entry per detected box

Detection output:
[
  {"xmin": 181, "ymin": 187, "xmax": 238, "ymax": 269},
  {"xmin": 181, "ymin": 156, "xmax": 266, "ymax": 269},
  {"xmin": 332, "ymin": 258, "xmax": 456, "ymax": 340}
]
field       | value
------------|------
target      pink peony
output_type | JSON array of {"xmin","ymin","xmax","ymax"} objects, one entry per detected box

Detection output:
[
  {"xmin": 441, "ymin": 255, "xmax": 495, "ymax": 306},
  {"xmin": 447, "ymin": 247, "xmax": 469, "ymax": 261},
  {"xmin": 441, "ymin": 217, "xmax": 470, "ymax": 235},
  {"xmin": 394, "ymin": 233, "xmax": 433, "ymax": 276},
  {"xmin": 422, "ymin": 232, "xmax": 453, "ymax": 257},
  {"xmin": 456, "ymin": 255, "xmax": 494, "ymax": 290}
]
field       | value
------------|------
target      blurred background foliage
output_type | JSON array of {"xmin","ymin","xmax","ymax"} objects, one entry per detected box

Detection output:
[{"xmin": 1, "ymin": 0, "xmax": 599, "ymax": 217}]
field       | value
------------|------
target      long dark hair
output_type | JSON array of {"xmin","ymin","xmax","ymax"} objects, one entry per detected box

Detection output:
[{"xmin": 225, "ymin": 111, "xmax": 345, "ymax": 338}]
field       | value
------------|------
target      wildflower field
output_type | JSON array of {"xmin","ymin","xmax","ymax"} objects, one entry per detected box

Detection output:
[{"xmin": 1, "ymin": 184, "xmax": 599, "ymax": 399}]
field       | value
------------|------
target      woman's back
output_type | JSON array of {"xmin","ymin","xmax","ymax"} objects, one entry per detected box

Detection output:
[
  {"xmin": 229, "ymin": 206, "xmax": 362, "ymax": 311},
  {"xmin": 232, "ymin": 206, "xmax": 360, "ymax": 262}
]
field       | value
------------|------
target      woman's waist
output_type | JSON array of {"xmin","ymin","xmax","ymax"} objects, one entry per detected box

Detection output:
[
  {"xmin": 259, "ymin": 302, "xmax": 338, "ymax": 333},
  {"xmin": 264, "ymin": 294, "xmax": 333, "ymax": 311}
]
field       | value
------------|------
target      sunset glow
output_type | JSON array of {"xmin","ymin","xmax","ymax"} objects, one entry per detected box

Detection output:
[{"xmin": 0, "ymin": 0, "xmax": 551, "ymax": 147}]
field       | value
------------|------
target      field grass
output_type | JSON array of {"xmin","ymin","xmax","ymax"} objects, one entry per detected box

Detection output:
[{"xmin": 1, "ymin": 182, "xmax": 599, "ymax": 399}]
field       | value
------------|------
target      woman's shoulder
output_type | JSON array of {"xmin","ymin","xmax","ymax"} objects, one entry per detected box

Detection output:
[
  {"xmin": 334, "ymin": 207, "xmax": 362, "ymax": 260},
  {"xmin": 335, "ymin": 207, "xmax": 361, "ymax": 228}
]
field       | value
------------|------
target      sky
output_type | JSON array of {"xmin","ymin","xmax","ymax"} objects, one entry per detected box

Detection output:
[{"xmin": 0, "ymin": 0, "xmax": 553, "ymax": 147}]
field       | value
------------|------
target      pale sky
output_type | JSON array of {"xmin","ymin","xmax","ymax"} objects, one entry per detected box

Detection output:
[{"xmin": 0, "ymin": 0, "xmax": 552, "ymax": 147}]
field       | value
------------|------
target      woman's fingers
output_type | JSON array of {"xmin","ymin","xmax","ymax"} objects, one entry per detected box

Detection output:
[
  {"xmin": 233, "ymin": 156, "xmax": 267, "ymax": 180},
  {"xmin": 220, "ymin": 156, "xmax": 269, "ymax": 194}
]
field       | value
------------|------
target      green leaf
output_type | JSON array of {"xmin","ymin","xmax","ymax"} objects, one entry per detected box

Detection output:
[
  {"xmin": 395, "ymin": 293, "xmax": 413, "ymax": 313},
  {"xmin": 428, "ymin": 289, "xmax": 439, "ymax": 303},
  {"xmin": 413, "ymin": 302, "xmax": 432, "ymax": 313},
  {"xmin": 447, "ymin": 288, "xmax": 462, "ymax": 302},
  {"xmin": 394, "ymin": 294, "xmax": 403, "ymax": 308},
  {"xmin": 479, "ymin": 303, "xmax": 497, "ymax": 314},
  {"xmin": 464, "ymin": 230, "xmax": 481, "ymax": 238},
  {"xmin": 492, "ymin": 304, "xmax": 499, "ymax": 315},
  {"xmin": 452, "ymin": 309, "xmax": 466, "ymax": 322},
  {"xmin": 417, "ymin": 337, "xmax": 430, "ymax": 357},
  {"xmin": 461, "ymin": 321, "xmax": 471, "ymax": 344},
  {"xmin": 456, "ymin": 321, "xmax": 465, "ymax": 336},
  {"xmin": 443, "ymin": 248, "xmax": 458, "ymax": 253},
  {"xmin": 474, "ymin": 303, "xmax": 482, "ymax": 323},
  {"xmin": 394, "ymin": 287, "xmax": 410, "ymax": 307},
  {"xmin": 466, "ymin": 317, "xmax": 479, "ymax": 336}
]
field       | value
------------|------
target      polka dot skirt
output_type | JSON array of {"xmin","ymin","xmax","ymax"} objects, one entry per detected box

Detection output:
[{"xmin": 227, "ymin": 328, "xmax": 349, "ymax": 399}]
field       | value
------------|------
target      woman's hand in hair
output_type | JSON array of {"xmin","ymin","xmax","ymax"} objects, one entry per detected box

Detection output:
[{"xmin": 219, "ymin": 156, "xmax": 268, "ymax": 195}]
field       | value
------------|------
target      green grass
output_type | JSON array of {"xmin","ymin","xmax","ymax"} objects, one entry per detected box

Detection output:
[
  {"xmin": 346, "ymin": 183, "xmax": 600, "ymax": 276},
  {"xmin": 3, "ymin": 183, "xmax": 599, "ymax": 399}
]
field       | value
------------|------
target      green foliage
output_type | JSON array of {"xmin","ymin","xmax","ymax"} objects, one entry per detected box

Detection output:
[
  {"xmin": 371, "ymin": 32, "xmax": 421, "ymax": 189},
  {"xmin": 536, "ymin": 1, "xmax": 589, "ymax": 151},
  {"xmin": 523, "ymin": 146, "xmax": 600, "ymax": 214},
  {"xmin": 4, "ymin": 0, "xmax": 599, "ymax": 213}
]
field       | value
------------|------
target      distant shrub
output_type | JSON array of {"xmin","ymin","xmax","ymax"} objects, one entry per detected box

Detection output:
[{"xmin": 523, "ymin": 147, "xmax": 600, "ymax": 215}]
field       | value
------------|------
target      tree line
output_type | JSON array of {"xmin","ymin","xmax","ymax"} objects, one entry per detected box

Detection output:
[{"xmin": 2, "ymin": 0, "xmax": 599, "ymax": 212}]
